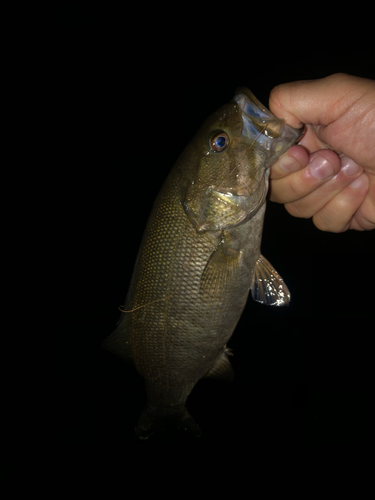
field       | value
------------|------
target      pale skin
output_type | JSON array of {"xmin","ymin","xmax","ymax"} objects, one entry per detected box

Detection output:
[{"xmin": 268, "ymin": 73, "xmax": 375, "ymax": 232}]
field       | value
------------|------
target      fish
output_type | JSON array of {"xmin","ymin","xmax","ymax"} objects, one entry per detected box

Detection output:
[{"xmin": 102, "ymin": 88, "xmax": 304, "ymax": 439}]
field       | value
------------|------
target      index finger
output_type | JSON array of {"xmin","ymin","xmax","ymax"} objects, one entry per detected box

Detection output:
[{"xmin": 270, "ymin": 145, "xmax": 309, "ymax": 180}]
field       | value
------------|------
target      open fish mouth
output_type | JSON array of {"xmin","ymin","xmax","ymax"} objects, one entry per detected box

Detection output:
[{"xmin": 234, "ymin": 88, "xmax": 305, "ymax": 168}]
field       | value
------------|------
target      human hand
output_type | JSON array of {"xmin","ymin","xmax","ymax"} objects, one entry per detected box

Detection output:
[{"xmin": 268, "ymin": 73, "xmax": 375, "ymax": 232}]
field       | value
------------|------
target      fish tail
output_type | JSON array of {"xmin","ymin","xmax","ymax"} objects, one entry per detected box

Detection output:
[{"xmin": 135, "ymin": 407, "xmax": 202, "ymax": 440}]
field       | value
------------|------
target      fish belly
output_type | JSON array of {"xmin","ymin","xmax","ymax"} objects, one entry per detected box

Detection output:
[{"xmin": 124, "ymin": 211, "xmax": 262, "ymax": 438}]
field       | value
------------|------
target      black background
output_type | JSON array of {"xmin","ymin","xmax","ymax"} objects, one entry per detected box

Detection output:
[{"xmin": 58, "ymin": 6, "xmax": 373, "ymax": 445}]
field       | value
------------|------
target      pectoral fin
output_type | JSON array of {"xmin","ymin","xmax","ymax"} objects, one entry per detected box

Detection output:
[
  {"xmin": 251, "ymin": 254, "xmax": 290, "ymax": 306},
  {"xmin": 200, "ymin": 236, "xmax": 241, "ymax": 296}
]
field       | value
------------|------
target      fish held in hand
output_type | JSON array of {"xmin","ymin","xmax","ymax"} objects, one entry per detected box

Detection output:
[{"xmin": 102, "ymin": 88, "xmax": 304, "ymax": 439}]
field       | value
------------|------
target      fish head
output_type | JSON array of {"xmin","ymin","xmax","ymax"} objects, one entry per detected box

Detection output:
[{"xmin": 183, "ymin": 88, "xmax": 304, "ymax": 232}]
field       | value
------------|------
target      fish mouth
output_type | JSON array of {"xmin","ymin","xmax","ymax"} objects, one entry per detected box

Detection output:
[{"xmin": 234, "ymin": 88, "xmax": 304, "ymax": 168}]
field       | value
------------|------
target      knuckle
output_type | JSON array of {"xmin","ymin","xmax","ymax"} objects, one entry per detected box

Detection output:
[
  {"xmin": 269, "ymin": 84, "xmax": 289, "ymax": 115},
  {"xmin": 312, "ymin": 213, "xmax": 345, "ymax": 233}
]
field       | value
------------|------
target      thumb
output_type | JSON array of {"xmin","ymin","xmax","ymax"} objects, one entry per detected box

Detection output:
[
  {"xmin": 269, "ymin": 74, "xmax": 375, "ymax": 169},
  {"xmin": 269, "ymin": 73, "xmax": 366, "ymax": 127}
]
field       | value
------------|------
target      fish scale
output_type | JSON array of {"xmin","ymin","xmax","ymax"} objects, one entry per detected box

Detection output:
[{"xmin": 102, "ymin": 88, "xmax": 304, "ymax": 439}]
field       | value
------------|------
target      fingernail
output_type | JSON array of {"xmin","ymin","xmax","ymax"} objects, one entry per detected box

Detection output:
[
  {"xmin": 341, "ymin": 157, "xmax": 361, "ymax": 177},
  {"xmin": 350, "ymin": 174, "xmax": 367, "ymax": 189},
  {"xmin": 279, "ymin": 155, "xmax": 301, "ymax": 173},
  {"xmin": 309, "ymin": 156, "xmax": 335, "ymax": 180}
]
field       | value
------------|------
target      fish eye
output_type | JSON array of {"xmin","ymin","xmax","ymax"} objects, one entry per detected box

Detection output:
[{"xmin": 210, "ymin": 132, "xmax": 229, "ymax": 152}]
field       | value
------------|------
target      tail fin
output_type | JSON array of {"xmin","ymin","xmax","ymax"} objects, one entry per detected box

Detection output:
[{"xmin": 136, "ymin": 407, "xmax": 202, "ymax": 440}]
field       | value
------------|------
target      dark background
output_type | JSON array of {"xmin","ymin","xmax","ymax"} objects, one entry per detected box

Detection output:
[{"xmin": 58, "ymin": 6, "xmax": 373, "ymax": 445}]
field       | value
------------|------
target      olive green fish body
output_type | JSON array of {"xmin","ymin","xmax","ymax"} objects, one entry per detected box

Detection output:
[{"xmin": 103, "ymin": 89, "xmax": 303, "ymax": 438}]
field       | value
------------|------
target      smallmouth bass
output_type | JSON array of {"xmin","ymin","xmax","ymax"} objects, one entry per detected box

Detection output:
[{"xmin": 102, "ymin": 88, "xmax": 304, "ymax": 439}]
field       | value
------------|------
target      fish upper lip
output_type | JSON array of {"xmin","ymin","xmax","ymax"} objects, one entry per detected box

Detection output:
[
  {"xmin": 234, "ymin": 88, "xmax": 304, "ymax": 138},
  {"xmin": 234, "ymin": 88, "xmax": 273, "ymax": 121},
  {"xmin": 233, "ymin": 88, "xmax": 305, "ymax": 166}
]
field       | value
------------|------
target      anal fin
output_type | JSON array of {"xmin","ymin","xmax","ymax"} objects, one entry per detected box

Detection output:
[
  {"xmin": 205, "ymin": 348, "xmax": 234, "ymax": 381},
  {"xmin": 101, "ymin": 320, "xmax": 133, "ymax": 363}
]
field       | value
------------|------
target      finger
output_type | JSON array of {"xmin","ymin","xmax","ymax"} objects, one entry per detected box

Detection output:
[
  {"xmin": 269, "ymin": 73, "xmax": 368, "ymax": 128},
  {"xmin": 284, "ymin": 155, "xmax": 364, "ymax": 219},
  {"xmin": 270, "ymin": 145, "xmax": 309, "ymax": 180},
  {"xmin": 350, "ymin": 173, "xmax": 375, "ymax": 230},
  {"xmin": 269, "ymin": 149, "xmax": 341, "ymax": 204},
  {"xmin": 312, "ymin": 173, "xmax": 370, "ymax": 232},
  {"xmin": 298, "ymin": 124, "xmax": 331, "ymax": 154},
  {"xmin": 269, "ymin": 74, "xmax": 375, "ymax": 169}
]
